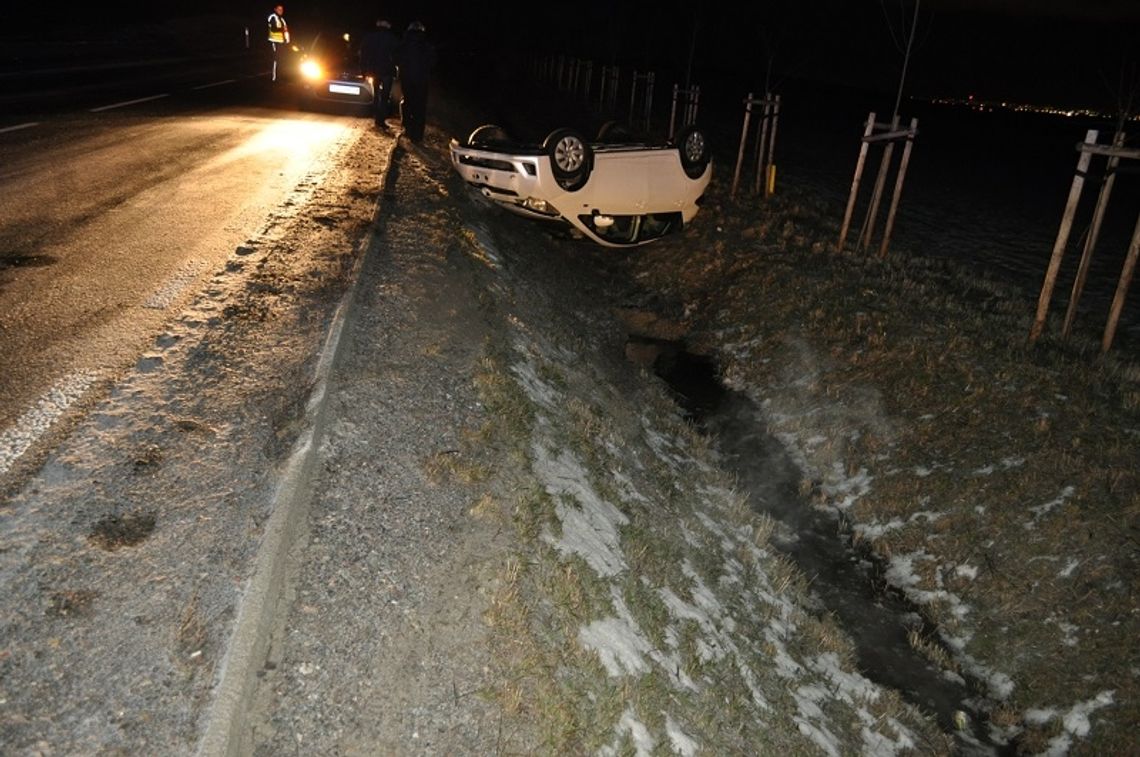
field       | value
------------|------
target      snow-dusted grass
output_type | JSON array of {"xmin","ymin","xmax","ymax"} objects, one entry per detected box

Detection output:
[
  {"xmin": 622, "ymin": 183, "xmax": 1140, "ymax": 754},
  {"xmin": 464, "ymin": 228, "xmax": 949, "ymax": 754}
]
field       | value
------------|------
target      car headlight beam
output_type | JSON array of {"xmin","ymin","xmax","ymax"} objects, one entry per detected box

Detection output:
[{"xmin": 300, "ymin": 59, "xmax": 323, "ymax": 80}]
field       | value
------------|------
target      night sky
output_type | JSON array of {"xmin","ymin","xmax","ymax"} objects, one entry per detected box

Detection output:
[{"xmin": 9, "ymin": 0, "xmax": 1140, "ymax": 113}]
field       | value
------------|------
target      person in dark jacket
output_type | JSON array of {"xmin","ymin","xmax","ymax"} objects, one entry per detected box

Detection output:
[
  {"xmin": 394, "ymin": 20, "xmax": 436, "ymax": 143},
  {"xmin": 359, "ymin": 18, "xmax": 399, "ymax": 127}
]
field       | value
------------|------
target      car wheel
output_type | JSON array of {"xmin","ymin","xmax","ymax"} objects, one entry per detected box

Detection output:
[
  {"xmin": 675, "ymin": 125, "xmax": 710, "ymax": 179},
  {"xmin": 467, "ymin": 124, "xmax": 511, "ymax": 147},
  {"xmin": 543, "ymin": 128, "xmax": 592, "ymax": 191}
]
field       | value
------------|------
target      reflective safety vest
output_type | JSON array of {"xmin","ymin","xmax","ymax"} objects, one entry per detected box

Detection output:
[{"xmin": 267, "ymin": 12, "xmax": 289, "ymax": 44}]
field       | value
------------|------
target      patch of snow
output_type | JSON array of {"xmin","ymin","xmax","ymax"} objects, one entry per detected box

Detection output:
[
  {"xmin": 1039, "ymin": 691, "xmax": 1115, "ymax": 756},
  {"xmin": 1056, "ymin": 622, "xmax": 1079, "ymax": 647},
  {"xmin": 598, "ymin": 707, "xmax": 656, "ymax": 756},
  {"xmin": 664, "ymin": 713, "xmax": 700, "ymax": 756},
  {"xmin": 1024, "ymin": 707, "xmax": 1057, "ymax": 725},
  {"xmin": 884, "ymin": 551, "xmax": 972, "ymax": 621},
  {"xmin": 583, "ymin": 589, "xmax": 700, "ymax": 691},
  {"xmin": 955, "ymin": 563, "xmax": 979, "ymax": 581},
  {"xmin": 911, "ymin": 510, "xmax": 944, "ymax": 524},
  {"xmin": 578, "ymin": 616, "xmax": 653, "ymax": 678},
  {"xmin": 948, "ymin": 648, "xmax": 1015, "ymax": 700},
  {"xmin": 1057, "ymin": 559, "xmax": 1081, "ymax": 578},
  {"xmin": 611, "ymin": 468, "xmax": 648, "ymax": 505},
  {"xmin": 765, "ymin": 630, "xmax": 805, "ymax": 679},
  {"xmin": 734, "ymin": 658, "xmax": 772, "ymax": 711},
  {"xmin": 1026, "ymin": 485, "xmax": 1076, "ymax": 527},
  {"xmin": 818, "ymin": 460, "xmax": 873, "ymax": 509},
  {"xmin": 534, "ymin": 444, "xmax": 629, "ymax": 577},
  {"xmin": 853, "ymin": 518, "xmax": 906, "ymax": 540},
  {"xmin": 860, "ymin": 719, "xmax": 917, "ymax": 756},
  {"xmin": 795, "ymin": 709, "xmax": 841, "ymax": 757},
  {"xmin": 808, "ymin": 653, "xmax": 880, "ymax": 704},
  {"xmin": 641, "ymin": 421, "xmax": 691, "ymax": 472},
  {"xmin": 970, "ymin": 456, "xmax": 1028, "ymax": 476},
  {"xmin": 657, "ymin": 564, "xmax": 736, "ymax": 664},
  {"xmin": 511, "ymin": 359, "xmax": 561, "ymax": 414},
  {"xmin": 806, "ymin": 434, "xmax": 829, "ymax": 448},
  {"xmin": 678, "ymin": 520, "xmax": 703, "ymax": 548}
]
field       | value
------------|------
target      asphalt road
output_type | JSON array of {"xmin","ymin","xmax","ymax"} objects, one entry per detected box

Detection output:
[
  {"xmin": 0, "ymin": 53, "xmax": 394, "ymax": 750},
  {"xmin": 0, "ymin": 53, "xmax": 367, "ymax": 474}
]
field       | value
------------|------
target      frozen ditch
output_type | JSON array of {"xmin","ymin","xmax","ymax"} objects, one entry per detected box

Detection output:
[{"xmin": 642, "ymin": 337, "xmax": 1009, "ymax": 755}]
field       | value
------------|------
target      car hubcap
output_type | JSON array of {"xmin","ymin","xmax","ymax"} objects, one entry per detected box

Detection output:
[{"xmin": 555, "ymin": 137, "xmax": 585, "ymax": 172}]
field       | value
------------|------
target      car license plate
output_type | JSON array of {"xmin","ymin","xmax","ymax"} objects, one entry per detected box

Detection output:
[{"xmin": 329, "ymin": 84, "xmax": 360, "ymax": 96}]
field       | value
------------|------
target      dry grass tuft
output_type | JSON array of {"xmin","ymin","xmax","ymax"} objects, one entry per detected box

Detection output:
[{"xmin": 906, "ymin": 628, "xmax": 959, "ymax": 674}]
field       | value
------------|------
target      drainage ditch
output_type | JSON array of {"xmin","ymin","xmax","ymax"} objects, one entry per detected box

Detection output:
[{"xmin": 643, "ymin": 337, "xmax": 1008, "ymax": 755}]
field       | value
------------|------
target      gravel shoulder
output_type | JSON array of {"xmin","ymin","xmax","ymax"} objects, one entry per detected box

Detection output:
[{"xmin": 245, "ymin": 136, "xmax": 522, "ymax": 753}]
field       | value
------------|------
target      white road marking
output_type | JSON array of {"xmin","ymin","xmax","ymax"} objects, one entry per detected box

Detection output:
[
  {"xmin": 193, "ymin": 79, "xmax": 237, "ymax": 90},
  {"xmin": 0, "ymin": 371, "xmax": 98, "ymax": 476},
  {"xmin": 144, "ymin": 260, "xmax": 206, "ymax": 309},
  {"xmin": 0, "ymin": 122, "xmax": 39, "ymax": 134},
  {"xmin": 90, "ymin": 93, "xmax": 171, "ymax": 112}
]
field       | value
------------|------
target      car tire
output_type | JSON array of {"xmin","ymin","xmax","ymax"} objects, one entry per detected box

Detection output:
[
  {"xmin": 543, "ymin": 128, "xmax": 592, "ymax": 192},
  {"xmin": 674, "ymin": 125, "xmax": 710, "ymax": 179},
  {"xmin": 467, "ymin": 124, "xmax": 511, "ymax": 147}
]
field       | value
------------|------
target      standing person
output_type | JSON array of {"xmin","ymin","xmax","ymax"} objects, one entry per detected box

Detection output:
[
  {"xmin": 359, "ymin": 18, "xmax": 399, "ymax": 128},
  {"xmin": 267, "ymin": 4, "xmax": 290, "ymax": 83},
  {"xmin": 394, "ymin": 20, "xmax": 436, "ymax": 143}
]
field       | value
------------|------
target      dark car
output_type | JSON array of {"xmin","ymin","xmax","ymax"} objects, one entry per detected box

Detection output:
[{"xmin": 295, "ymin": 29, "xmax": 375, "ymax": 111}]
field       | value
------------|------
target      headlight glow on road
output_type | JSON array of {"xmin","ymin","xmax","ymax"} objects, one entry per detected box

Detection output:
[{"xmin": 218, "ymin": 120, "xmax": 350, "ymax": 165}]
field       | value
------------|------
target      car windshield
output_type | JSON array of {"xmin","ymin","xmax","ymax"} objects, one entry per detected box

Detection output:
[{"xmin": 304, "ymin": 30, "xmax": 361, "ymax": 69}]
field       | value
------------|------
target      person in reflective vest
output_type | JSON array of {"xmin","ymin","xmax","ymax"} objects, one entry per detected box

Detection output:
[{"xmin": 267, "ymin": 4, "xmax": 290, "ymax": 82}]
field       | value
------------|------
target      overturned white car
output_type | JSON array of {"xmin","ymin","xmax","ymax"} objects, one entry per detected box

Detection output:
[{"xmin": 448, "ymin": 124, "xmax": 712, "ymax": 247}]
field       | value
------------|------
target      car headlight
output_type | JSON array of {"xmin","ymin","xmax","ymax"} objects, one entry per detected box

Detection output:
[
  {"xmin": 300, "ymin": 59, "xmax": 323, "ymax": 80},
  {"xmin": 523, "ymin": 197, "xmax": 556, "ymax": 215}
]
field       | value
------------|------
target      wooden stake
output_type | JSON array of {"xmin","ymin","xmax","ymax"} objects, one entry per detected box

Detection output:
[
  {"xmin": 754, "ymin": 95, "xmax": 771, "ymax": 196},
  {"xmin": 839, "ymin": 112, "xmax": 875, "ymax": 253},
  {"xmin": 1030, "ymin": 129, "xmax": 1098, "ymax": 345},
  {"xmin": 878, "ymin": 117, "xmax": 918, "ymax": 258},
  {"xmin": 860, "ymin": 114, "xmax": 900, "ymax": 251},
  {"xmin": 731, "ymin": 93, "xmax": 753, "ymax": 199},
  {"xmin": 1102, "ymin": 209, "xmax": 1140, "ymax": 354},
  {"xmin": 1063, "ymin": 129, "xmax": 1125, "ymax": 340},
  {"xmin": 764, "ymin": 95, "xmax": 780, "ymax": 198}
]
